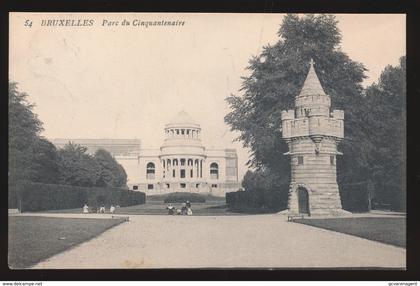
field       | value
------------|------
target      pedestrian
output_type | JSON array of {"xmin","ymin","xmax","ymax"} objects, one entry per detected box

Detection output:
[
  {"xmin": 166, "ymin": 203, "xmax": 175, "ymax": 215},
  {"xmin": 82, "ymin": 204, "xmax": 89, "ymax": 214},
  {"xmin": 181, "ymin": 203, "xmax": 187, "ymax": 215},
  {"xmin": 100, "ymin": 205, "xmax": 105, "ymax": 214},
  {"xmin": 110, "ymin": 204, "xmax": 116, "ymax": 214},
  {"xmin": 186, "ymin": 200, "xmax": 191, "ymax": 208},
  {"xmin": 187, "ymin": 206, "xmax": 193, "ymax": 216}
]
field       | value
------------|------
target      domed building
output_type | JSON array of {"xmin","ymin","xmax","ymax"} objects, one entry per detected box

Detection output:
[{"xmin": 116, "ymin": 111, "xmax": 240, "ymax": 197}]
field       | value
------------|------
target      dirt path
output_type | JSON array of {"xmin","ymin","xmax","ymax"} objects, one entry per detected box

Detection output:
[{"xmin": 32, "ymin": 214, "xmax": 405, "ymax": 269}]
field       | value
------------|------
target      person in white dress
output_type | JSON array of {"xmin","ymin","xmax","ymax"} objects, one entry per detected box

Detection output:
[{"xmin": 82, "ymin": 204, "xmax": 89, "ymax": 214}]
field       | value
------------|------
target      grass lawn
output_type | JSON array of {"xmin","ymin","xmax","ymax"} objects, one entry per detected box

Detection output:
[
  {"xmin": 294, "ymin": 217, "xmax": 406, "ymax": 248},
  {"xmin": 44, "ymin": 201, "xmax": 243, "ymax": 216},
  {"xmin": 8, "ymin": 216, "xmax": 125, "ymax": 269}
]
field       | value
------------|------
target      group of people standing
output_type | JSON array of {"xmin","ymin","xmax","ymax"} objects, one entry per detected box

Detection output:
[
  {"xmin": 167, "ymin": 200, "xmax": 193, "ymax": 215},
  {"xmin": 82, "ymin": 204, "xmax": 117, "ymax": 214}
]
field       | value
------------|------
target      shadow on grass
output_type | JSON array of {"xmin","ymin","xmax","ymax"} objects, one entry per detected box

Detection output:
[{"xmin": 8, "ymin": 216, "xmax": 125, "ymax": 269}]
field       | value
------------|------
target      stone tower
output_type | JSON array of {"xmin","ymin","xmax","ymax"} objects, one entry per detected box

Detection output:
[{"xmin": 281, "ymin": 59, "xmax": 348, "ymax": 216}]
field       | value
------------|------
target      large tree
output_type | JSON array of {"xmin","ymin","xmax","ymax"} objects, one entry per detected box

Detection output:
[
  {"xmin": 57, "ymin": 142, "xmax": 101, "ymax": 187},
  {"xmin": 29, "ymin": 137, "xmax": 61, "ymax": 184},
  {"xmin": 362, "ymin": 57, "xmax": 406, "ymax": 210},
  {"xmin": 225, "ymin": 14, "xmax": 369, "ymax": 205},
  {"xmin": 94, "ymin": 148, "xmax": 127, "ymax": 188},
  {"xmin": 9, "ymin": 82, "xmax": 43, "ymax": 183}
]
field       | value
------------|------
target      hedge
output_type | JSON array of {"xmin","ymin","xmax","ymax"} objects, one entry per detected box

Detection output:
[
  {"xmin": 163, "ymin": 192, "xmax": 206, "ymax": 203},
  {"xmin": 340, "ymin": 181, "xmax": 405, "ymax": 212},
  {"xmin": 339, "ymin": 182, "xmax": 369, "ymax": 212},
  {"xmin": 9, "ymin": 181, "xmax": 146, "ymax": 212},
  {"xmin": 226, "ymin": 190, "xmax": 287, "ymax": 213}
]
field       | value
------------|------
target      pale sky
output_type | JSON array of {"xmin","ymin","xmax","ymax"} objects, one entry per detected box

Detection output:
[{"xmin": 9, "ymin": 13, "xmax": 405, "ymax": 180}]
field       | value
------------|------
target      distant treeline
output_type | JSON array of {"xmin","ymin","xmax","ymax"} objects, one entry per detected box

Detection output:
[{"xmin": 9, "ymin": 82, "xmax": 135, "ymax": 210}]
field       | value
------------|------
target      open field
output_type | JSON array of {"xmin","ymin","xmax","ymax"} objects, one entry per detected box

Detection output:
[
  {"xmin": 8, "ymin": 216, "xmax": 125, "ymax": 268},
  {"xmin": 294, "ymin": 217, "xmax": 406, "ymax": 248}
]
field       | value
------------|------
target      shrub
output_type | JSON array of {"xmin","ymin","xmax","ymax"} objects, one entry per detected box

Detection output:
[
  {"xmin": 339, "ymin": 182, "xmax": 369, "ymax": 212},
  {"xmin": 10, "ymin": 181, "xmax": 145, "ymax": 212},
  {"xmin": 226, "ymin": 189, "xmax": 286, "ymax": 213},
  {"xmin": 163, "ymin": 192, "xmax": 206, "ymax": 203}
]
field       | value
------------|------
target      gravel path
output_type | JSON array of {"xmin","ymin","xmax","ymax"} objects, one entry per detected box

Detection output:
[{"xmin": 32, "ymin": 214, "xmax": 405, "ymax": 269}]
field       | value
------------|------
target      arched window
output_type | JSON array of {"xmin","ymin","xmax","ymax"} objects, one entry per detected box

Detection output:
[
  {"xmin": 173, "ymin": 159, "xmax": 178, "ymax": 166},
  {"xmin": 210, "ymin": 163, "xmax": 219, "ymax": 180},
  {"xmin": 188, "ymin": 159, "xmax": 193, "ymax": 166},
  {"xmin": 146, "ymin": 162, "xmax": 155, "ymax": 179}
]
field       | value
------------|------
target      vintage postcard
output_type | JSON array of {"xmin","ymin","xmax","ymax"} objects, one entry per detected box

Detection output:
[{"xmin": 8, "ymin": 12, "xmax": 406, "ymax": 269}]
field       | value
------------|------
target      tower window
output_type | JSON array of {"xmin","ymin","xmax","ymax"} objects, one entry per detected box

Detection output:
[
  {"xmin": 330, "ymin": 156, "xmax": 335, "ymax": 165},
  {"xmin": 166, "ymin": 183, "xmax": 170, "ymax": 188},
  {"xmin": 211, "ymin": 184, "xmax": 218, "ymax": 188},
  {"xmin": 173, "ymin": 169, "xmax": 176, "ymax": 177},
  {"xmin": 297, "ymin": 156, "xmax": 304, "ymax": 165},
  {"xmin": 147, "ymin": 184, "xmax": 154, "ymax": 190},
  {"xmin": 181, "ymin": 159, "xmax": 186, "ymax": 166},
  {"xmin": 133, "ymin": 185, "xmax": 138, "ymax": 190},
  {"xmin": 190, "ymin": 169, "xmax": 193, "ymax": 177},
  {"xmin": 180, "ymin": 169, "xmax": 186, "ymax": 178},
  {"xmin": 180, "ymin": 183, "xmax": 186, "ymax": 188}
]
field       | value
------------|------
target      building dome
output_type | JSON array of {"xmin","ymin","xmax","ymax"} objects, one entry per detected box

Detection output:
[
  {"xmin": 161, "ymin": 110, "xmax": 204, "ymax": 155},
  {"xmin": 166, "ymin": 110, "xmax": 200, "ymax": 129},
  {"xmin": 169, "ymin": 110, "xmax": 196, "ymax": 125}
]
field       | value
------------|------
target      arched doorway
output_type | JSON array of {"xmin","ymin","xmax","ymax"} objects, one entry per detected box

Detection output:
[{"xmin": 297, "ymin": 187, "xmax": 310, "ymax": 215}]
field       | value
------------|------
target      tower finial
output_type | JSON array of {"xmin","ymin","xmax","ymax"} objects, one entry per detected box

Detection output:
[{"xmin": 310, "ymin": 58, "xmax": 314, "ymax": 66}]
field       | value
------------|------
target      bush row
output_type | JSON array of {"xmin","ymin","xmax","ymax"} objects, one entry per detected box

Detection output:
[
  {"xmin": 340, "ymin": 181, "xmax": 405, "ymax": 212},
  {"xmin": 226, "ymin": 190, "xmax": 287, "ymax": 213},
  {"xmin": 9, "ymin": 181, "xmax": 145, "ymax": 212},
  {"xmin": 339, "ymin": 182, "xmax": 369, "ymax": 212},
  {"xmin": 163, "ymin": 192, "xmax": 206, "ymax": 203}
]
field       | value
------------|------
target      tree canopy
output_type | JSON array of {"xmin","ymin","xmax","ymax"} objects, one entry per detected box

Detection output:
[
  {"xmin": 9, "ymin": 82, "xmax": 43, "ymax": 182},
  {"xmin": 94, "ymin": 148, "xmax": 127, "ymax": 188}
]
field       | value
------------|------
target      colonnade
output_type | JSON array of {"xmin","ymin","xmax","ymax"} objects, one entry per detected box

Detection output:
[{"xmin": 161, "ymin": 157, "xmax": 204, "ymax": 180}]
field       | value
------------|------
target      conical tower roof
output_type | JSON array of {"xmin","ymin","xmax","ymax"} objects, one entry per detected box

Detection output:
[{"xmin": 298, "ymin": 59, "xmax": 327, "ymax": 97}]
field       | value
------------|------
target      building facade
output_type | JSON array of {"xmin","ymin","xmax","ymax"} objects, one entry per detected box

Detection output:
[
  {"xmin": 281, "ymin": 59, "xmax": 348, "ymax": 216},
  {"xmin": 50, "ymin": 113, "xmax": 240, "ymax": 197},
  {"xmin": 117, "ymin": 111, "xmax": 240, "ymax": 197}
]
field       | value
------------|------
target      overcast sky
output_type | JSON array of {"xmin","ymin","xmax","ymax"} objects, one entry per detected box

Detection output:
[{"xmin": 9, "ymin": 13, "xmax": 405, "ymax": 180}]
